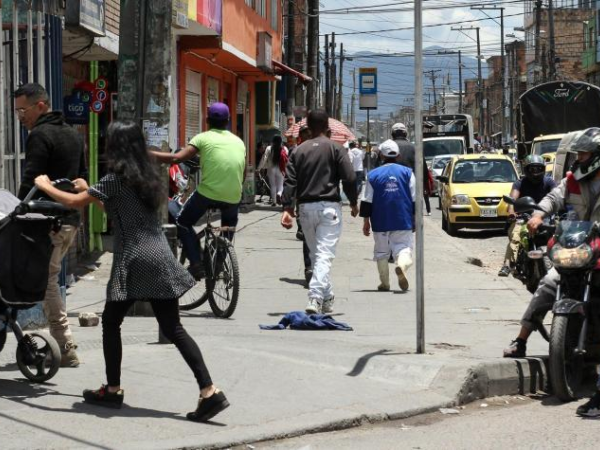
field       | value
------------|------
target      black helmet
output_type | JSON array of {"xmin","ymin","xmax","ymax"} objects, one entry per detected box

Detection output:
[
  {"xmin": 523, "ymin": 154, "xmax": 546, "ymax": 183},
  {"xmin": 569, "ymin": 128, "xmax": 600, "ymax": 181}
]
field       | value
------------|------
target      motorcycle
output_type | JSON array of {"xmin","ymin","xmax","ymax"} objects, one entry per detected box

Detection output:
[
  {"xmin": 503, "ymin": 195, "xmax": 554, "ymax": 293},
  {"xmin": 543, "ymin": 217, "xmax": 600, "ymax": 401}
]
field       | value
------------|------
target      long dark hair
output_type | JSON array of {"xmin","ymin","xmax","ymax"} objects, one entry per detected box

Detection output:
[
  {"xmin": 105, "ymin": 121, "xmax": 164, "ymax": 211},
  {"xmin": 270, "ymin": 135, "xmax": 283, "ymax": 165}
]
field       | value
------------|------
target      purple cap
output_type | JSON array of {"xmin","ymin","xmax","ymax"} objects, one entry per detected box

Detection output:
[{"xmin": 207, "ymin": 102, "xmax": 230, "ymax": 120}]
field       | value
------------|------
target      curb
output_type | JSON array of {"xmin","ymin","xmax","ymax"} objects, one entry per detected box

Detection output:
[
  {"xmin": 185, "ymin": 357, "xmax": 551, "ymax": 450},
  {"xmin": 456, "ymin": 356, "xmax": 549, "ymax": 404}
]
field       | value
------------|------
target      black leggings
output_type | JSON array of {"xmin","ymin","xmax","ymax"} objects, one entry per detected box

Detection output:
[{"xmin": 102, "ymin": 299, "xmax": 213, "ymax": 389}]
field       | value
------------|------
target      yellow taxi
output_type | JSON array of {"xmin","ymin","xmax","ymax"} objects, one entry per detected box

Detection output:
[{"xmin": 437, "ymin": 154, "xmax": 519, "ymax": 236}]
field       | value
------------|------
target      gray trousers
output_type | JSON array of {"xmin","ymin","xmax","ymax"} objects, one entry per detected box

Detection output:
[{"xmin": 521, "ymin": 267, "xmax": 559, "ymax": 331}]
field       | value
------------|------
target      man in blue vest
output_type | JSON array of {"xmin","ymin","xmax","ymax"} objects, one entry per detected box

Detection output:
[{"xmin": 360, "ymin": 139, "xmax": 416, "ymax": 291}]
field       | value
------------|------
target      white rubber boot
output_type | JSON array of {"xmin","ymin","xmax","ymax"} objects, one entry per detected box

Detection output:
[
  {"xmin": 377, "ymin": 259, "xmax": 390, "ymax": 291},
  {"xmin": 395, "ymin": 252, "xmax": 413, "ymax": 291}
]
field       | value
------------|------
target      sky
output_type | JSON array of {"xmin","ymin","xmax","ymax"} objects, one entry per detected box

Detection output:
[
  {"xmin": 320, "ymin": 0, "xmax": 526, "ymax": 57},
  {"xmin": 318, "ymin": 0, "xmax": 528, "ymax": 120}
]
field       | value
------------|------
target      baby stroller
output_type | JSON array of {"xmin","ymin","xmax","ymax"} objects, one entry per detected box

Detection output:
[
  {"xmin": 0, "ymin": 180, "xmax": 75, "ymax": 382},
  {"xmin": 255, "ymin": 169, "xmax": 270, "ymax": 203}
]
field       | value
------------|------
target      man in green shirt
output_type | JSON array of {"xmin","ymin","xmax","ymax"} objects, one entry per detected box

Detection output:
[{"xmin": 151, "ymin": 102, "xmax": 246, "ymax": 278}]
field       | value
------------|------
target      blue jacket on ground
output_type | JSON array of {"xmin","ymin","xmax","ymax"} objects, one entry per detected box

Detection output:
[{"xmin": 259, "ymin": 311, "xmax": 353, "ymax": 331}]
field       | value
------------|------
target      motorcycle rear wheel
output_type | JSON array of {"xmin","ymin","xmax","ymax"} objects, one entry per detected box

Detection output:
[{"xmin": 549, "ymin": 315, "xmax": 585, "ymax": 401}]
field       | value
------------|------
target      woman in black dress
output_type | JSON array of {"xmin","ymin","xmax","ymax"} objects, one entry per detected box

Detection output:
[{"xmin": 34, "ymin": 121, "xmax": 228, "ymax": 422}]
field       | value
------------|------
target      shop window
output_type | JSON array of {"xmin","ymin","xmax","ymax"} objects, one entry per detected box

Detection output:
[
  {"xmin": 185, "ymin": 70, "xmax": 202, "ymax": 143},
  {"xmin": 256, "ymin": 82, "xmax": 272, "ymax": 125},
  {"xmin": 256, "ymin": 0, "xmax": 266, "ymax": 17},
  {"xmin": 270, "ymin": 0, "xmax": 278, "ymax": 30}
]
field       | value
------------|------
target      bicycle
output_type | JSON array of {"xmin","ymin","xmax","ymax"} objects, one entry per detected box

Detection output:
[{"xmin": 177, "ymin": 209, "xmax": 240, "ymax": 318}]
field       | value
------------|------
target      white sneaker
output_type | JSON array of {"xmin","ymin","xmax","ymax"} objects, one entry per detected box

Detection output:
[
  {"xmin": 322, "ymin": 297, "xmax": 335, "ymax": 314},
  {"xmin": 305, "ymin": 298, "xmax": 322, "ymax": 314}
]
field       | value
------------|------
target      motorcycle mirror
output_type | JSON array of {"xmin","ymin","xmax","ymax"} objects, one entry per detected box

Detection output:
[
  {"xmin": 503, "ymin": 195, "xmax": 515, "ymax": 205},
  {"xmin": 512, "ymin": 196, "xmax": 538, "ymax": 213}
]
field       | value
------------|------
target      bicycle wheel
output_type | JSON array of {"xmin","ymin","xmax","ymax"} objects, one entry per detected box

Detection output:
[
  {"xmin": 178, "ymin": 233, "xmax": 209, "ymax": 311},
  {"xmin": 205, "ymin": 235, "xmax": 240, "ymax": 318}
]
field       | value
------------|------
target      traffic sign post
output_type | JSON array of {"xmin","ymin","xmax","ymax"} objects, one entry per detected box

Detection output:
[{"xmin": 359, "ymin": 67, "xmax": 378, "ymax": 110}]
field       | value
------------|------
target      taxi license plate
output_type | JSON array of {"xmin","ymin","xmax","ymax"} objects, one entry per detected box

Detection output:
[{"xmin": 480, "ymin": 208, "xmax": 497, "ymax": 218}]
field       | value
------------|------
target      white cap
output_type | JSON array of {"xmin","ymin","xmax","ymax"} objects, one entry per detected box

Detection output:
[
  {"xmin": 391, "ymin": 122, "xmax": 406, "ymax": 132},
  {"xmin": 379, "ymin": 139, "xmax": 400, "ymax": 157}
]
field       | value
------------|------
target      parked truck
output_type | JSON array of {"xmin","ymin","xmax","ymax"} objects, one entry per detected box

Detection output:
[
  {"xmin": 517, "ymin": 81, "xmax": 600, "ymax": 176},
  {"xmin": 422, "ymin": 114, "xmax": 475, "ymax": 166}
]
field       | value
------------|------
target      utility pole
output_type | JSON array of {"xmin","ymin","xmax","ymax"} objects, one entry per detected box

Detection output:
[
  {"xmin": 337, "ymin": 43, "xmax": 344, "ymax": 121},
  {"xmin": 471, "ymin": 5, "xmax": 505, "ymax": 143},
  {"xmin": 306, "ymin": 0, "xmax": 319, "ymax": 110},
  {"xmin": 535, "ymin": 0, "xmax": 542, "ymax": 84},
  {"xmin": 414, "ymin": 0, "xmax": 425, "ymax": 354},
  {"xmin": 424, "ymin": 69, "xmax": 441, "ymax": 113},
  {"xmin": 330, "ymin": 32, "xmax": 337, "ymax": 118},
  {"xmin": 351, "ymin": 68, "xmax": 356, "ymax": 129},
  {"xmin": 324, "ymin": 34, "xmax": 330, "ymax": 115},
  {"xmin": 452, "ymin": 26, "xmax": 483, "ymax": 137},
  {"xmin": 458, "ymin": 50, "xmax": 463, "ymax": 113},
  {"xmin": 548, "ymin": 0, "xmax": 557, "ymax": 80},
  {"xmin": 119, "ymin": 0, "xmax": 173, "ymax": 315},
  {"xmin": 286, "ymin": 0, "xmax": 295, "ymax": 116}
]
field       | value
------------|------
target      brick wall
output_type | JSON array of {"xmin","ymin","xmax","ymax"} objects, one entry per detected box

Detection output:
[{"xmin": 105, "ymin": 0, "xmax": 120, "ymax": 35}]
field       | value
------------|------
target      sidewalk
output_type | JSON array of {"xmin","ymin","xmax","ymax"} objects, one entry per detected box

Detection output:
[{"xmin": 0, "ymin": 205, "xmax": 548, "ymax": 450}]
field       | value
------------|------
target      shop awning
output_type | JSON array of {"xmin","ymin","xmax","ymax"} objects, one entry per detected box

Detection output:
[{"xmin": 272, "ymin": 60, "xmax": 312, "ymax": 82}]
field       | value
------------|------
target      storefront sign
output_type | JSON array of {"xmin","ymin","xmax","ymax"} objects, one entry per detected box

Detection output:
[
  {"xmin": 64, "ymin": 92, "xmax": 90, "ymax": 125},
  {"xmin": 66, "ymin": 0, "xmax": 106, "ymax": 37}
]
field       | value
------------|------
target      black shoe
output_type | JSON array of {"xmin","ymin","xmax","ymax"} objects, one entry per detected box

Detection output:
[
  {"xmin": 83, "ymin": 385, "xmax": 124, "ymax": 409},
  {"xmin": 188, "ymin": 263, "xmax": 205, "ymax": 281},
  {"xmin": 503, "ymin": 338, "xmax": 527, "ymax": 358},
  {"xmin": 498, "ymin": 265, "xmax": 511, "ymax": 277},
  {"xmin": 577, "ymin": 391, "xmax": 600, "ymax": 417},
  {"xmin": 296, "ymin": 230, "xmax": 304, "ymax": 241},
  {"xmin": 187, "ymin": 391, "xmax": 230, "ymax": 422}
]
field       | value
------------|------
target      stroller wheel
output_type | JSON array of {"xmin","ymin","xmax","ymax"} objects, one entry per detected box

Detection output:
[{"xmin": 16, "ymin": 332, "xmax": 61, "ymax": 383}]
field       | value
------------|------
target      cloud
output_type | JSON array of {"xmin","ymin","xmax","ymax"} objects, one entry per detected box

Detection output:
[{"xmin": 320, "ymin": 0, "xmax": 526, "ymax": 57}]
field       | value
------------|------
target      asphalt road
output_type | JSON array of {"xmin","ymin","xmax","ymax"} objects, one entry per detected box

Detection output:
[
  {"xmin": 427, "ymin": 195, "xmax": 508, "ymax": 275},
  {"xmin": 249, "ymin": 394, "xmax": 600, "ymax": 450}
]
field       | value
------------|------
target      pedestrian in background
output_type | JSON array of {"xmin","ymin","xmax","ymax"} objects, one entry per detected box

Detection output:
[
  {"xmin": 348, "ymin": 141, "xmax": 365, "ymax": 195},
  {"xmin": 360, "ymin": 139, "xmax": 415, "ymax": 292},
  {"xmin": 34, "ymin": 121, "xmax": 229, "ymax": 422},
  {"xmin": 259, "ymin": 135, "xmax": 288, "ymax": 205},
  {"xmin": 281, "ymin": 109, "xmax": 358, "ymax": 314},
  {"xmin": 15, "ymin": 82, "xmax": 86, "ymax": 367}
]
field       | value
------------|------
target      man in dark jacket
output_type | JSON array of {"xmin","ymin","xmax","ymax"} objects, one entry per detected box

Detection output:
[
  {"xmin": 281, "ymin": 109, "xmax": 358, "ymax": 314},
  {"xmin": 391, "ymin": 122, "xmax": 416, "ymax": 170},
  {"xmin": 15, "ymin": 83, "xmax": 85, "ymax": 367}
]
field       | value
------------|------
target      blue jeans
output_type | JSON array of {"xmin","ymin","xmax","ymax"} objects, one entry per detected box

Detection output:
[{"xmin": 176, "ymin": 191, "xmax": 239, "ymax": 265}]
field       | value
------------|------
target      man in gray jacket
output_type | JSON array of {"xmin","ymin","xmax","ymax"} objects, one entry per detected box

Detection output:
[
  {"xmin": 502, "ymin": 128, "xmax": 600, "ymax": 416},
  {"xmin": 281, "ymin": 109, "xmax": 358, "ymax": 314}
]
